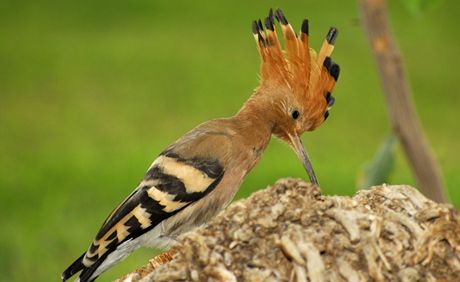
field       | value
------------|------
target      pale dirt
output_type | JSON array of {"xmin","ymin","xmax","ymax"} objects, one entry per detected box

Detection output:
[{"xmin": 117, "ymin": 178, "xmax": 460, "ymax": 282}]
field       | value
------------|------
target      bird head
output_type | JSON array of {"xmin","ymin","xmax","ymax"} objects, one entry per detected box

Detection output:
[{"xmin": 252, "ymin": 9, "xmax": 340, "ymax": 185}]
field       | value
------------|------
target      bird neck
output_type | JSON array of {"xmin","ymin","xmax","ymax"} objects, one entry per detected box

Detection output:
[{"xmin": 230, "ymin": 90, "xmax": 276, "ymax": 151}]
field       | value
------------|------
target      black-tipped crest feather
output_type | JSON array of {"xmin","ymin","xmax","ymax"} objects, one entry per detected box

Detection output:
[
  {"xmin": 330, "ymin": 64, "xmax": 340, "ymax": 81},
  {"xmin": 274, "ymin": 9, "xmax": 288, "ymax": 25},
  {"xmin": 264, "ymin": 16, "xmax": 274, "ymax": 31},
  {"xmin": 326, "ymin": 27, "xmax": 338, "ymax": 44},
  {"xmin": 323, "ymin": 57, "xmax": 332, "ymax": 70},
  {"xmin": 301, "ymin": 19, "xmax": 309, "ymax": 35},
  {"xmin": 257, "ymin": 19, "xmax": 264, "ymax": 31},
  {"xmin": 269, "ymin": 8, "xmax": 274, "ymax": 24}
]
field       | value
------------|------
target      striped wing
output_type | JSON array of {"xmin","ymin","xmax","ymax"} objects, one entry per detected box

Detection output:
[{"xmin": 82, "ymin": 149, "xmax": 224, "ymax": 268}]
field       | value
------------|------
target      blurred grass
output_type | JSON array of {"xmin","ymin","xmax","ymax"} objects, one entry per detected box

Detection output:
[{"xmin": 0, "ymin": 0, "xmax": 458, "ymax": 281}]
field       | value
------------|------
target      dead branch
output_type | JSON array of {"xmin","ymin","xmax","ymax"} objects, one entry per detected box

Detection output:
[{"xmin": 358, "ymin": 0, "xmax": 447, "ymax": 203}]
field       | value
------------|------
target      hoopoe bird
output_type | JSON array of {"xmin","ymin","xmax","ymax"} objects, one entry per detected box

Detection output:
[{"xmin": 62, "ymin": 8, "xmax": 340, "ymax": 282}]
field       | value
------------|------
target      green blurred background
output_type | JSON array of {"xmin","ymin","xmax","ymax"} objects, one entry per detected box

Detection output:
[{"xmin": 1, "ymin": 0, "xmax": 458, "ymax": 281}]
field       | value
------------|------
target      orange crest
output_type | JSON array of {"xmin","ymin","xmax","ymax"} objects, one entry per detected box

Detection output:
[{"xmin": 252, "ymin": 9, "xmax": 340, "ymax": 131}]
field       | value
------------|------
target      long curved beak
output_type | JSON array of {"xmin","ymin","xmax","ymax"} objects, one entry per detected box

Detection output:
[{"xmin": 288, "ymin": 134, "xmax": 319, "ymax": 186}]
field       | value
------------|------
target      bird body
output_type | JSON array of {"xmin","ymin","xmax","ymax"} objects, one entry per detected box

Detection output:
[{"xmin": 62, "ymin": 8, "xmax": 340, "ymax": 282}]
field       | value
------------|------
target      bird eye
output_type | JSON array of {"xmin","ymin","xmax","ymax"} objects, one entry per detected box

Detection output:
[{"xmin": 291, "ymin": 110, "xmax": 300, "ymax": 120}]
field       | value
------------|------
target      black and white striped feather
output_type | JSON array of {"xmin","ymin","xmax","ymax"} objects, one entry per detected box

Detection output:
[{"xmin": 62, "ymin": 149, "xmax": 224, "ymax": 282}]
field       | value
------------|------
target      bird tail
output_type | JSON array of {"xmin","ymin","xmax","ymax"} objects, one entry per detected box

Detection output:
[
  {"xmin": 62, "ymin": 253, "xmax": 85, "ymax": 281},
  {"xmin": 62, "ymin": 252, "xmax": 104, "ymax": 282}
]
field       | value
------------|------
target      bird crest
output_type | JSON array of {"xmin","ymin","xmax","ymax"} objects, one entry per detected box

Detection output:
[{"xmin": 252, "ymin": 9, "xmax": 340, "ymax": 131}]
